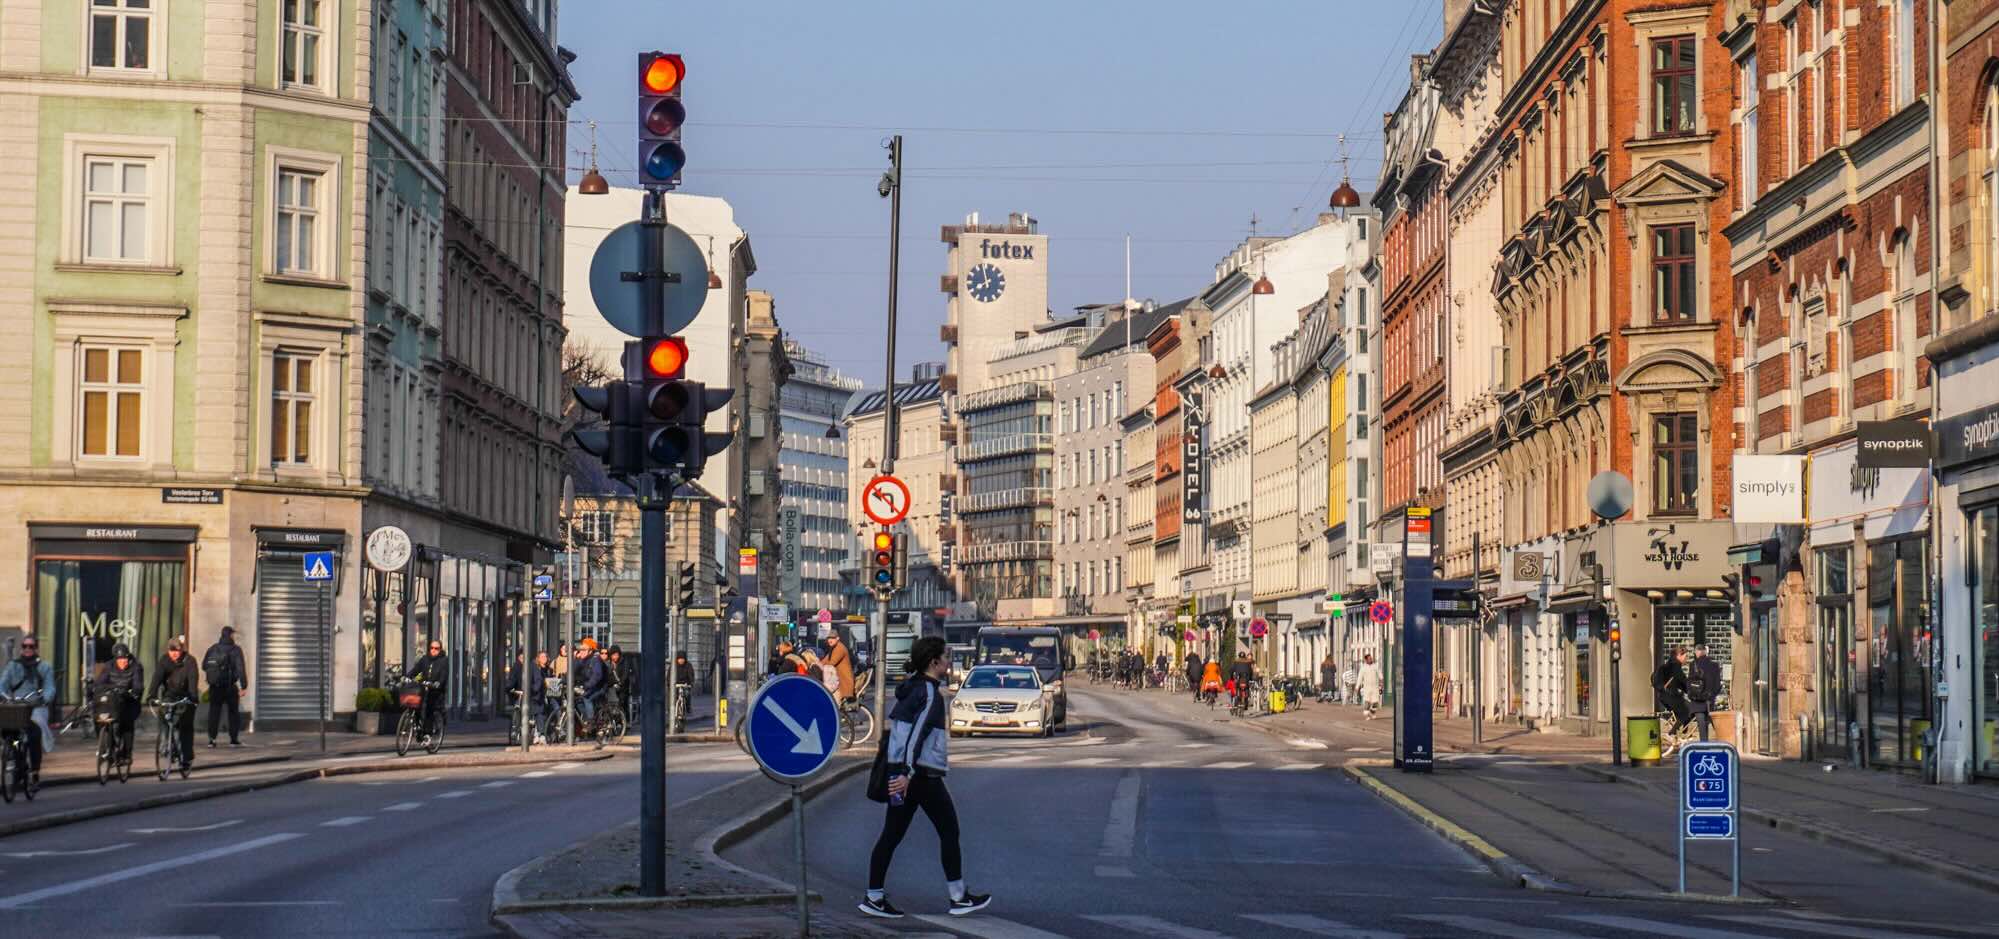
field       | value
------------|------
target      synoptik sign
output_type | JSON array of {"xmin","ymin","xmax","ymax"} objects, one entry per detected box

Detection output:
[{"xmin": 1857, "ymin": 419, "xmax": 1932, "ymax": 469}]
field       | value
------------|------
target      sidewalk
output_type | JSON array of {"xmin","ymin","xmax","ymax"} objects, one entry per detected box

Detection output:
[
  {"xmin": 490, "ymin": 753, "xmax": 894, "ymax": 939},
  {"xmin": 29, "ymin": 716, "xmax": 522, "ymax": 786}
]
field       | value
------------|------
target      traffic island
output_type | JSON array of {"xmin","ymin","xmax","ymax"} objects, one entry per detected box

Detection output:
[{"xmin": 489, "ymin": 754, "xmax": 875, "ymax": 938}]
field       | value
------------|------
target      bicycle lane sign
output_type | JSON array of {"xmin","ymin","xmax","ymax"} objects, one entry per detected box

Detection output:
[{"xmin": 1682, "ymin": 744, "xmax": 1735, "ymax": 812}]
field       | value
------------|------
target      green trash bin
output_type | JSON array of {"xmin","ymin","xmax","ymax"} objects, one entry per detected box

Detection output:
[{"xmin": 1627, "ymin": 715, "xmax": 1662, "ymax": 766}]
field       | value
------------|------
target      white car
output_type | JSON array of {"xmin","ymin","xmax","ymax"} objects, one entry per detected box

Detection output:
[{"xmin": 948, "ymin": 665, "xmax": 1055, "ymax": 737}]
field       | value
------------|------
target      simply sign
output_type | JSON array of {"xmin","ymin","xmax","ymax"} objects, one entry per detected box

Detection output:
[
  {"xmin": 745, "ymin": 674, "xmax": 840, "ymax": 783},
  {"xmin": 1731, "ymin": 454, "xmax": 1804, "ymax": 523}
]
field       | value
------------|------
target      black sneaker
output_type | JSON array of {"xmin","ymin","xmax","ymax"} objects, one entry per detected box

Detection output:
[
  {"xmin": 948, "ymin": 892, "xmax": 991, "ymax": 916},
  {"xmin": 857, "ymin": 895, "xmax": 904, "ymax": 919}
]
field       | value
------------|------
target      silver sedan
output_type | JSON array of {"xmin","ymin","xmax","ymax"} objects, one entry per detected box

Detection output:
[{"xmin": 948, "ymin": 665, "xmax": 1055, "ymax": 737}]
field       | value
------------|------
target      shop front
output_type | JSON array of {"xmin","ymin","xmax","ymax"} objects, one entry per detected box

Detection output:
[
  {"xmin": 1935, "ymin": 396, "xmax": 1999, "ymax": 781},
  {"xmin": 1608, "ymin": 520, "xmax": 1737, "ymax": 741},
  {"xmin": 359, "ymin": 543, "xmax": 520, "ymax": 719},
  {"xmin": 29, "ymin": 523, "xmax": 195, "ymax": 715},
  {"xmin": 250, "ymin": 527, "xmax": 349, "ymax": 729}
]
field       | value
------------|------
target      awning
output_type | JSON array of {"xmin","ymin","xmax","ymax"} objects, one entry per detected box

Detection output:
[
  {"xmin": 1294, "ymin": 618, "xmax": 1327, "ymax": 634},
  {"xmin": 1545, "ymin": 588, "xmax": 1599, "ymax": 614},
  {"xmin": 1491, "ymin": 592, "xmax": 1539, "ymax": 611}
]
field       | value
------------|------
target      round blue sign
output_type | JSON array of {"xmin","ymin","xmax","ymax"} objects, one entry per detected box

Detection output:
[
  {"xmin": 745, "ymin": 675, "xmax": 840, "ymax": 783},
  {"xmin": 587, "ymin": 220, "xmax": 711, "ymax": 338}
]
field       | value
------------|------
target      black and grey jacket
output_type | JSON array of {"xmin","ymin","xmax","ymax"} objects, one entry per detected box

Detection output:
[{"xmin": 885, "ymin": 673, "xmax": 949, "ymax": 777}]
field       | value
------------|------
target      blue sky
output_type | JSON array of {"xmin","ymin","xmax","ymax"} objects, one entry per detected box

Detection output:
[{"xmin": 560, "ymin": 1, "xmax": 1443, "ymax": 381}]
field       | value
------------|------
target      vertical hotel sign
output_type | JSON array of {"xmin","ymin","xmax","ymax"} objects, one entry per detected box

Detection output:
[{"xmin": 1182, "ymin": 390, "xmax": 1205, "ymax": 525}]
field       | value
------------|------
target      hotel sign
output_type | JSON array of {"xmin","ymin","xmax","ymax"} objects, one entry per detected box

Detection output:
[{"xmin": 1182, "ymin": 390, "xmax": 1206, "ymax": 525}]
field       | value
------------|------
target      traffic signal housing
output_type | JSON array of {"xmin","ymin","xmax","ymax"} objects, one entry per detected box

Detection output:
[
  {"xmin": 639, "ymin": 336, "xmax": 735, "ymax": 479},
  {"xmin": 870, "ymin": 529, "xmax": 895, "ymax": 593},
  {"xmin": 677, "ymin": 561, "xmax": 696, "ymax": 608},
  {"xmin": 1608, "ymin": 623, "xmax": 1623, "ymax": 662},
  {"xmin": 638, "ymin": 52, "xmax": 686, "ymax": 191},
  {"xmin": 570, "ymin": 381, "xmax": 641, "ymax": 476},
  {"xmin": 892, "ymin": 532, "xmax": 909, "ymax": 590}
]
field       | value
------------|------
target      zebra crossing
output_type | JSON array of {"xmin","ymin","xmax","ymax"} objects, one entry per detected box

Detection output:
[
  {"xmin": 948, "ymin": 749, "xmax": 1326, "ymax": 772},
  {"xmin": 881, "ymin": 909, "xmax": 1994, "ymax": 939}
]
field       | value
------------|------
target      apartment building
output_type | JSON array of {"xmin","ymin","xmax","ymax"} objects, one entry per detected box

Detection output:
[
  {"xmin": 843, "ymin": 368, "xmax": 955, "ymax": 621},
  {"xmin": 777, "ymin": 340, "xmax": 860, "ymax": 617}
]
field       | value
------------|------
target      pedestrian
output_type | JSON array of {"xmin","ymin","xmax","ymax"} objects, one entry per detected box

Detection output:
[
  {"xmin": 1687, "ymin": 644, "xmax": 1724, "ymax": 741},
  {"xmin": 1652, "ymin": 646, "xmax": 1691, "ymax": 739},
  {"xmin": 823, "ymin": 630, "xmax": 856, "ymax": 704},
  {"xmin": 1, "ymin": 635, "xmax": 54, "ymax": 785},
  {"xmin": 147, "ymin": 638, "xmax": 199, "ymax": 772},
  {"xmin": 92, "ymin": 642, "xmax": 145, "ymax": 763},
  {"xmin": 551, "ymin": 642, "xmax": 570, "ymax": 680},
  {"xmin": 1184, "ymin": 653, "xmax": 1202, "ymax": 701},
  {"xmin": 859, "ymin": 636, "xmax": 989, "ymax": 920},
  {"xmin": 1319, "ymin": 653, "xmax": 1339, "ymax": 703},
  {"xmin": 1358, "ymin": 653, "xmax": 1383, "ymax": 720},
  {"xmin": 202, "ymin": 626, "xmax": 248, "ymax": 747}
]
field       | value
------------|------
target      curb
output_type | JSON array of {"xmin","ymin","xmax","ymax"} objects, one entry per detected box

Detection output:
[
  {"xmin": 1576, "ymin": 764, "xmax": 1999, "ymax": 896},
  {"xmin": 699, "ymin": 757, "xmax": 870, "ymax": 892},
  {"xmin": 0, "ymin": 749, "xmax": 613, "ymax": 840},
  {"xmin": 1342, "ymin": 762, "xmax": 1776, "ymax": 906},
  {"xmin": 32, "ymin": 753, "xmax": 293, "ymax": 790}
]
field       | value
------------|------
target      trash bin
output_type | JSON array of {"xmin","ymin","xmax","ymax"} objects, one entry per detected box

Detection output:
[
  {"xmin": 1269, "ymin": 689, "xmax": 1287, "ymax": 714},
  {"xmin": 1911, "ymin": 719, "xmax": 1931, "ymax": 763},
  {"xmin": 1627, "ymin": 715, "xmax": 1662, "ymax": 766}
]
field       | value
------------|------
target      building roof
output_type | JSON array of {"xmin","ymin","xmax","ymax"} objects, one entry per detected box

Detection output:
[
  {"xmin": 848, "ymin": 378, "xmax": 942, "ymax": 418},
  {"xmin": 1079, "ymin": 297, "xmax": 1191, "ymax": 359}
]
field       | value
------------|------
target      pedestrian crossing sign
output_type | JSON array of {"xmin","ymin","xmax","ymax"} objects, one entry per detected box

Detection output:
[{"xmin": 302, "ymin": 551, "xmax": 335, "ymax": 582}]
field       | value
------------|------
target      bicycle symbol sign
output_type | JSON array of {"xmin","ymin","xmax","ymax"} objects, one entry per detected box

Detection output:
[{"xmin": 1681, "ymin": 743, "xmax": 1735, "ymax": 812}]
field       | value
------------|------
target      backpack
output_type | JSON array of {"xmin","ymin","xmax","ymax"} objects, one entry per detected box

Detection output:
[
  {"xmin": 203, "ymin": 644, "xmax": 234, "ymax": 686},
  {"xmin": 1686, "ymin": 663, "xmax": 1712, "ymax": 703}
]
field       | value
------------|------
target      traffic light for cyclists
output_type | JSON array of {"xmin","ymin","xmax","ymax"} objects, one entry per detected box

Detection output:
[{"xmin": 637, "ymin": 52, "xmax": 686, "ymax": 190}]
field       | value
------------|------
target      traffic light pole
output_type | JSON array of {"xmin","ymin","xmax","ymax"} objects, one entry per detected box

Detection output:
[
  {"xmin": 873, "ymin": 136, "xmax": 904, "ymax": 739},
  {"xmin": 638, "ymin": 186, "xmax": 670, "ymax": 898}
]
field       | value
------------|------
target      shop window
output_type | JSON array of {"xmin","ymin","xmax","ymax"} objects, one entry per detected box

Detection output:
[
  {"xmin": 270, "ymin": 351, "xmax": 316, "ymax": 466},
  {"xmin": 1651, "ymin": 224, "xmax": 1697, "ymax": 323},
  {"xmin": 1569, "ymin": 614, "xmax": 1592, "ymax": 718},
  {"xmin": 1651, "ymin": 412, "xmax": 1699, "ymax": 516},
  {"xmin": 36, "ymin": 558, "xmax": 186, "ymax": 709},
  {"xmin": 79, "ymin": 345, "xmax": 145, "ymax": 460},
  {"xmin": 1972, "ymin": 507, "xmax": 1999, "ymax": 777},
  {"xmin": 88, "ymin": 0, "xmax": 158, "ymax": 73},
  {"xmin": 1651, "ymin": 36, "xmax": 1698, "ymax": 136}
]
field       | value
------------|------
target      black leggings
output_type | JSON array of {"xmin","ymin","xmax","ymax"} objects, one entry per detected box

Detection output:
[{"xmin": 867, "ymin": 773, "xmax": 962, "ymax": 890}]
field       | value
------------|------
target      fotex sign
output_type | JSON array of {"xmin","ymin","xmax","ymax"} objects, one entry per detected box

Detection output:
[{"xmin": 1731, "ymin": 454, "xmax": 1803, "ymax": 524}]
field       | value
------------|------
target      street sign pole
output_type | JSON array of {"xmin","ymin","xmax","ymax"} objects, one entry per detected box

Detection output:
[
  {"xmin": 639, "ymin": 473, "xmax": 668, "ymax": 896},
  {"xmin": 1677, "ymin": 741, "xmax": 1740, "ymax": 896},
  {"xmin": 745, "ymin": 674, "xmax": 838, "ymax": 939},
  {"xmin": 319, "ymin": 579, "xmax": 328, "ymax": 755}
]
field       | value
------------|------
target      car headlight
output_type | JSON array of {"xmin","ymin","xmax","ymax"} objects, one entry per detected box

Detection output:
[
  {"xmin": 1018, "ymin": 698, "xmax": 1042, "ymax": 712},
  {"xmin": 952, "ymin": 698, "xmax": 974, "ymax": 711}
]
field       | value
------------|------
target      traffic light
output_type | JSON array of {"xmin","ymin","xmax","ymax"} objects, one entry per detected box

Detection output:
[
  {"xmin": 1608, "ymin": 623, "xmax": 1623, "ymax": 662},
  {"xmin": 570, "ymin": 381, "xmax": 641, "ymax": 476},
  {"xmin": 870, "ymin": 529, "xmax": 895, "ymax": 592},
  {"xmin": 677, "ymin": 561, "xmax": 696, "ymax": 608},
  {"xmin": 637, "ymin": 52, "xmax": 686, "ymax": 191},
  {"xmin": 639, "ymin": 336, "xmax": 735, "ymax": 479},
  {"xmin": 892, "ymin": 533, "xmax": 909, "ymax": 590}
]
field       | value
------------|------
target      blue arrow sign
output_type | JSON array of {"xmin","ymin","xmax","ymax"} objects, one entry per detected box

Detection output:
[
  {"xmin": 302, "ymin": 551, "xmax": 335, "ymax": 582},
  {"xmin": 1681, "ymin": 743, "xmax": 1735, "ymax": 812},
  {"xmin": 746, "ymin": 674, "xmax": 839, "ymax": 783}
]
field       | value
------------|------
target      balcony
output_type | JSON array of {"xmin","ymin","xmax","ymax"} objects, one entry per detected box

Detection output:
[
  {"xmin": 940, "ymin": 324, "xmax": 958, "ymax": 343},
  {"xmin": 962, "ymin": 487, "xmax": 1053, "ymax": 514},
  {"xmin": 941, "ymin": 275, "xmax": 959, "ymax": 295},
  {"xmin": 960, "ymin": 380, "xmax": 1047, "ymax": 413},
  {"xmin": 963, "ymin": 432, "xmax": 1046, "ymax": 462},
  {"xmin": 959, "ymin": 540, "xmax": 1053, "ymax": 564}
]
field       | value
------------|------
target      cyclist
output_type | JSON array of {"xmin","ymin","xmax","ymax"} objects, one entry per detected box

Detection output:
[
  {"xmin": 1, "ymin": 636, "xmax": 54, "ymax": 786},
  {"xmin": 1652, "ymin": 646, "xmax": 1691, "ymax": 740},
  {"xmin": 1199, "ymin": 658, "xmax": 1223, "ymax": 704},
  {"xmin": 1228, "ymin": 654, "xmax": 1256, "ymax": 712},
  {"xmin": 92, "ymin": 643, "xmax": 145, "ymax": 763},
  {"xmin": 572, "ymin": 639, "xmax": 610, "ymax": 732},
  {"xmin": 405, "ymin": 640, "xmax": 449, "ymax": 740},
  {"xmin": 671, "ymin": 652, "xmax": 695, "ymax": 730},
  {"xmin": 1185, "ymin": 653, "xmax": 1203, "ymax": 701},
  {"xmin": 147, "ymin": 638, "xmax": 199, "ymax": 774},
  {"xmin": 606, "ymin": 646, "xmax": 634, "ymax": 718},
  {"xmin": 823, "ymin": 631, "xmax": 856, "ymax": 705}
]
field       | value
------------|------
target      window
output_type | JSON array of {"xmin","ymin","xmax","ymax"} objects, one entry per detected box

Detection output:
[
  {"xmin": 89, "ymin": 0, "xmax": 156, "ymax": 72},
  {"xmin": 270, "ymin": 351, "xmax": 315, "ymax": 465},
  {"xmin": 274, "ymin": 167, "xmax": 324, "ymax": 275},
  {"xmin": 1736, "ymin": 52, "xmax": 1759, "ymax": 204},
  {"xmin": 1803, "ymin": 295, "xmax": 1828, "ymax": 376},
  {"xmin": 1894, "ymin": 0, "xmax": 1917, "ymax": 109},
  {"xmin": 580, "ymin": 597, "xmax": 612, "ymax": 626},
  {"xmin": 1652, "ymin": 412, "xmax": 1700, "ymax": 516},
  {"xmin": 282, "ymin": 0, "xmax": 328, "ymax": 90},
  {"xmin": 578, "ymin": 511, "xmax": 615, "ymax": 544},
  {"xmin": 1651, "ymin": 224, "xmax": 1697, "ymax": 323},
  {"xmin": 81, "ymin": 155, "xmax": 155, "ymax": 263},
  {"xmin": 80, "ymin": 346, "xmax": 144, "ymax": 459},
  {"xmin": 1652, "ymin": 36, "xmax": 1697, "ymax": 135},
  {"xmin": 1893, "ymin": 236, "xmax": 1919, "ymax": 398}
]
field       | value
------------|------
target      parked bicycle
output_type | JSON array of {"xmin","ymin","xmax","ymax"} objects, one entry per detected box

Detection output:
[
  {"xmin": 151, "ymin": 696, "xmax": 193, "ymax": 781},
  {"xmin": 93, "ymin": 687, "xmax": 135, "ymax": 785},
  {"xmin": 0, "ymin": 695, "xmax": 39, "ymax": 803}
]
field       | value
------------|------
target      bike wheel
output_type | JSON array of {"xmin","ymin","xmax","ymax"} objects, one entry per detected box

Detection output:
[
  {"xmin": 157, "ymin": 722, "xmax": 171, "ymax": 781},
  {"xmin": 734, "ymin": 716, "xmax": 749, "ymax": 755},
  {"xmin": 0, "ymin": 749, "xmax": 14, "ymax": 804},
  {"xmin": 395, "ymin": 710, "xmax": 416, "ymax": 757},
  {"xmin": 425, "ymin": 716, "xmax": 444, "ymax": 755},
  {"xmin": 117, "ymin": 730, "xmax": 131, "ymax": 783},
  {"xmin": 96, "ymin": 727, "xmax": 112, "ymax": 785}
]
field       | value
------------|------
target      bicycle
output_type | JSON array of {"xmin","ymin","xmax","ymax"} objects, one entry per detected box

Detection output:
[
  {"xmin": 394, "ymin": 678, "xmax": 444, "ymax": 757},
  {"xmin": 0, "ymin": 695, "xmax": 40, "ymax": 803},
  {"xmin": 671, "ymin": 681, "xmax": 691, "ymax": 734},
  {"xmin": 838, "ymin": 697, "xmax": 875, "ymax": 750},
  {"xmin": 1657, "ymin": 709, "xmax": 1698, "ymax": 757},
  {"xmin": 92, "ymin": 688, "xmax": 135, "ymax": 785},
  {"xmin": 151, "ymin": 696, "xmax": 193, "ymax": 781},
  {"xmin": 1164, "ymin": 671, "xmax": 1188, "ymax": 695}
]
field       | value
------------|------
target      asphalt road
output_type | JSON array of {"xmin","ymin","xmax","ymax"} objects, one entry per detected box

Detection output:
[
  {"xmin": 726, "ymin": 684, "xmax": 1999, "ymax": 939},
  {"xmin": 0, "ymin": 745, "xmax": 750, "ymax": 937}
]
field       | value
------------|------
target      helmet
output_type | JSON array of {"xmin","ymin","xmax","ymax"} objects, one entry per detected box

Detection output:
[{"xmin": 111, "ymin": 643, "xmax": 133, "ymax": 660}]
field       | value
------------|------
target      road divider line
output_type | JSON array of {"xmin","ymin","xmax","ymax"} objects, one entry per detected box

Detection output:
[
  {"xmin": 1243, "ymin": 912, "xmax": 1404, "ymax": 938},
  {"xmin": 1275, "ymin": 763, "xmax": 1324, "ymax": 771},
  {"xmin": 1138, "ymin": 760, "xmax": 1185, "ymax": 768},
  {"xmin": 1084, "ymin": 914, "xmax": 1233, "ymax": 939},
  {"xmin": 1099, "ymin": 771, "xmax": 1139, "ymax": 860},
  {"xmin": 1059, "ymin": 757, "xmax": 1116, "ymax": 766},
  {"xmin": 3, "ymin": 842, "xmax": 134, "ymax": 858},
  {"xmin": 551, "ymin": 761, "xmax": 583, "ymax": 770},
  {"xmin": 0, "ymin": 832, "xmax": 303, "ymax": 909},
  {"xmin": 1206, "ymin": 761, "xmax": 1254, "ymax": 769},
  {"xmin": 518, "ymin": 770, "xmax": 554, "ymax": 778},
  {"xmin": 319, "ymin": 816, "xmax": 370, "ymax": 828},
  {"xmin": 911, "ymin": 913, "xmax": 1073, "ymax": 938},
  {"xmin": 1562, "ymin": 914, "xmax": 1771, "ymax": 939},
  {"xmin": 436, "ymin": 790, "xmax": 473, "ymax": 799},
  {"xmin": 479, "ymin": 781, "xmax": 514, "ymax": 789},
  {"xmin": 382, "ymin": 801, "xmax": 422, "ymax": 811},
  {"xmin": 129, "ymin": 819, "xmax": 241, "ymax": 835},
  {"xmin": 1403, "ymin": 913, "xmax": 1594, "ymax": 938}
]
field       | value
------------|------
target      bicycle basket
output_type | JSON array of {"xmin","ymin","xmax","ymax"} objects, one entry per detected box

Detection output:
[
  {"xmin": 92, "ymin": 690, "xmax": 126, "ymax": 724},
  {"xmin": 0, "ymin": 702, "xmax": 32, "ymax": 732},
  {"xmin": 397, "ymin": 682, "xmax": 426, "ymax": 710}
]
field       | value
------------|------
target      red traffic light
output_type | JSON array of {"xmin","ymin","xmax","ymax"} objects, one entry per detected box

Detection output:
[
  {"xmin": 642, "ymin": 54, "xmax": 684, "ymax": 95},
  {"xmin": 646, "ymin": 337, "xmax": 688, "ymax": 379}
]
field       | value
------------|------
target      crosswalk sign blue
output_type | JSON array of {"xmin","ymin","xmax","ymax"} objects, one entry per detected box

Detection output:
[{"xmin": 302, "ymin": 551, "xmax": 335, "ymax": 582}]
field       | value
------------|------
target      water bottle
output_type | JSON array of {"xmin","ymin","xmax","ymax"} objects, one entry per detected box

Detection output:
[{"xmin": 888, "ymin": 773, "xmax": 906, "ymax": 807}]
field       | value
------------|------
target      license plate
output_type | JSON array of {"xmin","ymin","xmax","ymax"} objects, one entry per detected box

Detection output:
[{"xmin": 975, "ymin": 719, "xmax": 1008, "ymax": 726}]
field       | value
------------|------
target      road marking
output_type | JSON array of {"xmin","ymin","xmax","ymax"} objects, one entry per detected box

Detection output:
[
  {"xmin": 1287, "ymin": 738, "xmax": 1330, "ymax": 749},
  {"xmin": 1772, "ymin": 912, "xmax": 1999, "ymax": 937},
  {"xmin": 1206, "ymin": 761, "xmax": 1254, "ymax": 769},
  {"xmin": 1058, "ymin": 757, "xmax": 1117, "ymax": 766},
  {"xmin": 551, "ymin": 761, "xmax": 583, "ymax": 769},
  {"xmin": 318, "ymin": 816, "xmax": 370, "ymax": 828},
  {"xmin": 1405, "ymin": 914, "xmax": 1594, "ymax": 938},
  {"xmin": 4, "ymin": 843, "xmax": 134, "ymax": 858},
  {"xmin": 171, "ymin": 900, "xmax": 340, "ymax": 908},
  {"xmin": 129, "ymin": 820, "xmax": 241, "ymax": 835},
  {"xmin": 480, "ymin": 780, "xmax": 514, "ymax": 789},
  {"xmin": 1176, "ymin": 742, "xmax": 1212, "ymax": 749},
  {"xmin": 981, "ymin": 755, "xmax": 1046, "ymax": 765},
  {"xmin": 519, "ymin": 770, "xmax": 554, "ymax": 778},
  {"xmin": 1099, "ymin": 772, "xmax": 1139, "ymax": 860},
  {"xmin": 382, "ymin": 801, "xmax": 422, "ymax": 811},
  {"xmin": 1244, "ymin": 913, "xmax": 1404, "ymax": 937},
  {"xmin": 1094, "ymin": 865, "xmax": 1135, "ymax": 878},
  {"xmin": 0, "ymin": 832, "xmax": 303, "ymax": 909},
  {"xmin": 1346, "ymin": 747, "xmax": 1382, "ymax": 752},
  {"xmin": 911, "ymin": 914, "xmax": 1072, "ymax": 938},
  {"xmin": 1709, "ymin": 915, "xmax": 1945, "ymax": 939},
  {"xmin": 436, "ymin": 790, "xmax": 473, "ymax": 799},
  {"xmin": 1867, "ymin": 806, "xmax": 1931, "ymax": 813},
  {"xmin": 1138, "ymin": 760, "xmax": 1186, "ymax": 768},
  {"xmin": 1275, "ymin": 763, "xmax": 1324, "ymax": 771},
  {"xmin": 1084, "ymin": 915, "xmax": 1233, "ymax": 939},
  {"xmin": 1563, "ymin": 915, "xmax": 1775, "ymax": 939}
]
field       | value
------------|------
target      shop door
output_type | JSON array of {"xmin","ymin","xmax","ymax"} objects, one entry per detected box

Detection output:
[
  {"xmin": 1508, "ymin": 618, "xmax": 1524, "ymax": 719},
  {"xmin": 255, "ymin": 552, "xmax": 332, "ymax": 723},
  {"xmin": 1753, "ymin": 605, "xmax": 1777, "ymax": 756},
  {"xmin": 1817, "ymin": 600, "xmax": 1854, "ymax": 758},
  {"xmin": 1868, "ymin": 539, "xmax": 1932, "ymax": 767}
]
